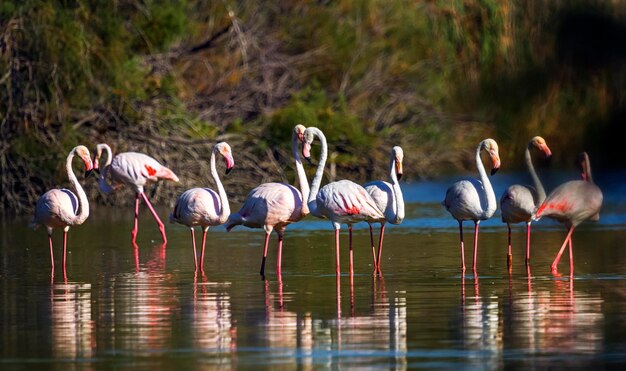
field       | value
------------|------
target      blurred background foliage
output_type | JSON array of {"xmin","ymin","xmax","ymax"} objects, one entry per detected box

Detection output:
[{"xmin": 1, "ymin": 0, "xmax": 625, "ymax": 213}]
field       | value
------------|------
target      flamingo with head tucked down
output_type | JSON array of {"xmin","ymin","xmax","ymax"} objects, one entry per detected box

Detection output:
[
  {"xmin": 363, "ymin": 146, "xmax": 405, "ymax": 275},
  {"xmin": 533, "ymin": 152, "xmax": 602, "ymax": 274},
  {"xmin": 302, "ymin": 127, "xmax": 385, "ymax": 277},
  {"xmin": 500, "ymin": 136, "xmax": 552, "ymax": 268},
  {"xmin": 170, "ymin": 142, "xmax": 234, "ymax": 274},
  {"xmin": 30, "ymin": 145, "xmax": 93, "ymax": 277},
  {"xmin": 443, "ymin": 139, "xmax": 501, "ymax": 274},
  {"xmin": 93, "ymin": 144, "xmax": 179, "ymax": 243},
  {"xmin": 224, "ymin": 125, "xmax": 310, "ymax": 277}
]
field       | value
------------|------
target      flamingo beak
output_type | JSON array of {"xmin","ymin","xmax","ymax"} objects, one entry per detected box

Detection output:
[
  {"xmin": 303, "ymin": 142, "xmax": 312, "ymax": 163},
  {"xmin": 395, "ymin": 160, "xmax": 403, "ymax": 181},
  {"xmin": 489, "ymin": 150, "xmax": 501, "ymax": 176},
  {"xmin": 225, "ymin": 155, "xmax": 235, "ymax": 175},
  {"xmin": 85, "ymin": 169, "xmax": 93, "ymax": 178},
  {"xmin": 540, "ymin": 143, "xmax": 552, "ymax": 158}
]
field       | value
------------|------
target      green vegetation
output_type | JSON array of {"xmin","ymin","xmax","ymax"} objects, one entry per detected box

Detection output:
[{"xmin": 1, "ymin": 0, "xmax": 625, "ymax": 213}]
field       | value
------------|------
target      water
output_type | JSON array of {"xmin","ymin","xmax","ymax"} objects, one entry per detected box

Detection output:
[{"xmin": 2, "ymin": 171, "xmax": 626, "ymax": 369}]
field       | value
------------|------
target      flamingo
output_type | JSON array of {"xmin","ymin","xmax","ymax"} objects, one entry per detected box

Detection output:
[
  {"xmin": 443, "ymin": 139, "xmax": 501, "ymax": 273},
  {"xmin": 363, "ymin": 146, "xmax": 405, "ymax": 275},
  {"xmin": 224, "ymin": 124, "xmax": 310, "ymax": 277},
  {"xmin": 533, "ymin": 152, "xmax": 602, "ymax": 274},
  {"xmin": 302, "ymin": 127, "xmax": 385, "ymax": 277},
  {"xmin": 170, "ymin": 142, "xmax": 235, "ymax": 274},
  {"xmin": 500, "ymin": 136, "xmax": 552, "ymax": 268},
  {"xmin": 29, "ymin": 145, "xmax": 93, "ymax": 278},
  {"xmin": 93, "ymin": 144, "xmax": 179, "ymax": 243}
]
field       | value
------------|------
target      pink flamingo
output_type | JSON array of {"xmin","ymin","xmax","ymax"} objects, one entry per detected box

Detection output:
[
  {"xmin": 30, "ymin": 145, "xmax": 93, "ymax": 278},
  {"xmin": 364, "ymin": 146, "xmax": 405, "ymax": 275},
  {"xmin": 533, "ymin": 152, "xmax": 602, "ymax": 274},
  {"xmin": 500, "ymin": 136, "xmax": 552, "ymax": 268},
  {"xmin": 224, "ymin": 125, "xmax": 310, "ymax": 277},
  {"xmin": 170, "ymin": 142, "xmax": 234, "ymax": 274},
  {"xmin": 93, "ymin": 144, "xmax": 179, "ymax": 243},
  {"xmin": 443, "ymin": 139, "xmax": 501, "ymax": 274},
  {"xmin": 302, "ymin": 127, "xmax": 385, "ymax": 277}
]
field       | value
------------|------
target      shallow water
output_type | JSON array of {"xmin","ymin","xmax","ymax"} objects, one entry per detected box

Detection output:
[{"xmin": 2, "ymin": 171, "xmax": 626, "ymax": 369}]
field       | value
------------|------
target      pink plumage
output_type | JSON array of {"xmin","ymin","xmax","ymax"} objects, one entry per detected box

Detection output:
[
  {"xmin": 500, "ymin": 136, "xmax": 552, "ymax": 268},
  {"xmin": 302, "ymin": 127, "xmax": 385, "ymax": 276},
  {"xmin": 170, "ymin": 142, "xmax": 234, "ymax": 274},
  {"xmin": 224, "ymin": 125, "xmax": 310, "ymax": 277},
  {"xmin": 94, "ymin": 144, "xmax": 179, "ymax": 243},
  {"xmin": 30, "ymin": 145, "xmax": 93, "ymax": 279},
  {"xmin": 533, "ymin": 152, "xmax": 603, "ymax": 274}
]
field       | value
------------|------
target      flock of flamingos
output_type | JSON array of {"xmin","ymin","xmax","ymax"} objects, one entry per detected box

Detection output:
[{"xmin": 30, "ymin": 125, "xmax": 603, "ymax": 280}]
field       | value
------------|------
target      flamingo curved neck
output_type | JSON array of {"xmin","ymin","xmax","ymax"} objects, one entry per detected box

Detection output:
[
  {"xmin": 97, "ymin": 143, "xmax": 115, "ymax": 194},
  {"xmin": 67, "ymin": 148, "xmax": 89, "ymax": 225},
  {"xmin": 525, "ymin": 145, "xmax": 546, "ymax": 203},
  {"xmin": 293, "ymin": 131, "xmax": 310, "ymax": 216},
  {"xmin": 211, "ymin": 148, "xmax": 230, "ymax": 224},
  {"xmin": 307, "ymin": 127, "xmax": 328, "ymax": 218},
  {"xmin": 389, "ymin": 156, "xmax": 405, "ymax": 224},
  {"xmin": 476, "ymin": 143, "xmax": 496, "ymax": 218}
]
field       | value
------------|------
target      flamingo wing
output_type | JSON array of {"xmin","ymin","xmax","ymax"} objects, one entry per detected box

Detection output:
[
  {"xmin": 109, "ymin": 152, "xmax": 179, "ymax": 188},
  {"xmin": 500, "ymin": 184, "xmax": 536, "ymax": 223},
  {"xmin": 364, "ymin": 180, "xmax": 395, "ymax": 223},
  {"xmin": 443, "ymin": 179, "xmax": 485, "ymax": 221},
  {"xmin": 171, "ymin": 188, "xmax": 222, "ymax": 227},
  {"xmin": 318, "ymin": 180, "xmax": 384, "ymax": 223}
]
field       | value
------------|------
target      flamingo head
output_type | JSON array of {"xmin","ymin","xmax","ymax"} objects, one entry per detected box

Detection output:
[
  {"xmin": 392, "ymin": 146, "xmax": 404, "ymax": 180},
  {"xmin": 75, "ymin": 145, "xmax": 94, "ymax": 178},
  {"xmin": 215, "ymin": 142, "xmax": 235, "ymax": 174},
  {"xmin": 481, "ymin": 138, "xmax": 501, "ymax": 175},
  {"xmin": 294, "ymin": 124, "xmax": 307, "ymax": 144},
  {"xmin": 92, "ymin": 143, "xmax": 107, "ymax": 175},
  {"xmin": 302, "ymin": 127, "xmax": 315, "ymax": 163},
  {"xmin": 530, "ymin": 136, "xmax": 552, "ymax": 158}
]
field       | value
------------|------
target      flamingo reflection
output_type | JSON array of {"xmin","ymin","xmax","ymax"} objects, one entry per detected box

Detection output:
[
  {"xmin": 508, "ymin": 273, "xmax": 603, "ymax": 358},
  {"xmin": 50, "ymin": 282, "xmax": 95, "ymax": 359},
  {"xmin": 192, "ymin": 275, "xmax": 237, "ymax": 356}
]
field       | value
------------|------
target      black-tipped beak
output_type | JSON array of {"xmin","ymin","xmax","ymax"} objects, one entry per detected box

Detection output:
[
  {"xmin": 225, "ymin": 166, "xmax": 233, "ymax": 175},
  {"xmin": 85, "ymin": 169, "xmax": 93, "ymax": 178},
  {"xmin": 94, "ymin": 168, "xmax": 101, "ymax": 175},
  {"xmin": 397, "ymin": 173, "xmax": 403, "ymax": 181},
  {"xmin": 491, "ymin": 167, "xmax": 499, "ymax": 176}
]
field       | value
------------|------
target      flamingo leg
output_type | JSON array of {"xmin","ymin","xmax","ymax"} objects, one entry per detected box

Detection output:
[
  {"xmin": 132, "ymin": 192, "xmax": 140, "ymax": 242},
  {"xmin": 568, "ymin": 234, "xmax": 574, "ymax": 276},
  {"xmin": 140, "ymin": 192, "xmax": 167, "ymax": 243},
  {"xmin": 260, "ymin": 231, "xmax": 271, "ymax": 277},
  {"xmin": 334, "ymin": 227, "xmax": 341, "ymax": 276},
  {"xmin": 348, "ymin": 225, "xmax": 354, "ymax": 277},
  {"xmin": 458, "ymin": 221, "xmax": 466, "ymax": 273},
  {"xmin": 551, "ymin": 226, "xmax": 575, "ymax": 273},
  {"xmin": 276, "ymin": 231, "xmax": 284, "ymax": 276},
  {"xmin": 62, "ymin": 228, "xmax": 68, "ymax": 282},
  {"xmin": 48, "ymin": 231, "xmax": 55, "ymax": 273},
  {"xmin": 376, "ymin": 224, "xmax": 386, "ymax": 275},
  {"xmin": 506, "ymin": 223, "xmax": 512, "ymax": 270},
  {"xmin": 473, "ymin": 221, "xmax": 480, "ymax": 273},
  {"xmin": 525, "ymin": 222, "xmax": 531, "ymax": 266},
  {"xmin": 200, "ymin": 227, "xmax": 208, "ymax": 275},
  {"xmin": 190, "ymin": 228, "xmax": 198, "ymax": 273},
  {"xmin": 369, "ymin": 224, "xmax": 377, "ymax": 271}
]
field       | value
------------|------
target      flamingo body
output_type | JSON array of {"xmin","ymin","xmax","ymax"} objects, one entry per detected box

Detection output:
[
  {"xmin": 30, "ymin": 145, "xmax": 93, "ymax": 279},
  {"xmin": 170, "ymin": 142, "xmax": 234, "ymax": 273},
  {"xmin": 500, "ymin": 136, "xmax": 552, "ymax": 267},
  {"xmin": 443, "ymin": 138, "xmax": 501, "ymax": 273},
  {"xmin": 224, "ymin": 125, "xmax": 310, "ymax": 277},
  {"xmin": 363, "ymin": 146, "xmax": 404, "ymax": 274},
  {"xmin": 94, "ymin": 145, "xmax": 179, "ymax": 243},
  {"xmin": 226, "ymin": 182, "xmax": 305, "ymax": 231},
  {"xmin": 533, "ymin": 152, "xmax": 603, "ymax": 274},
  {"xmin": 107, "ymin": 152, "xmax": 179, "ymax": 192}
]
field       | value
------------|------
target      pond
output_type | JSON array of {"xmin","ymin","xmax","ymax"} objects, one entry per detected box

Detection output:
[{"xmin": 1, "ymin": 170, "xmax": 626, "ymax": 369}]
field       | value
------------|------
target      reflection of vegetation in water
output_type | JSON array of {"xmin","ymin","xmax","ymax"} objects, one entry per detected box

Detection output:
[{"xmin": 1, "ymin": 1, "xmax": 625, "ymax": 214}]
